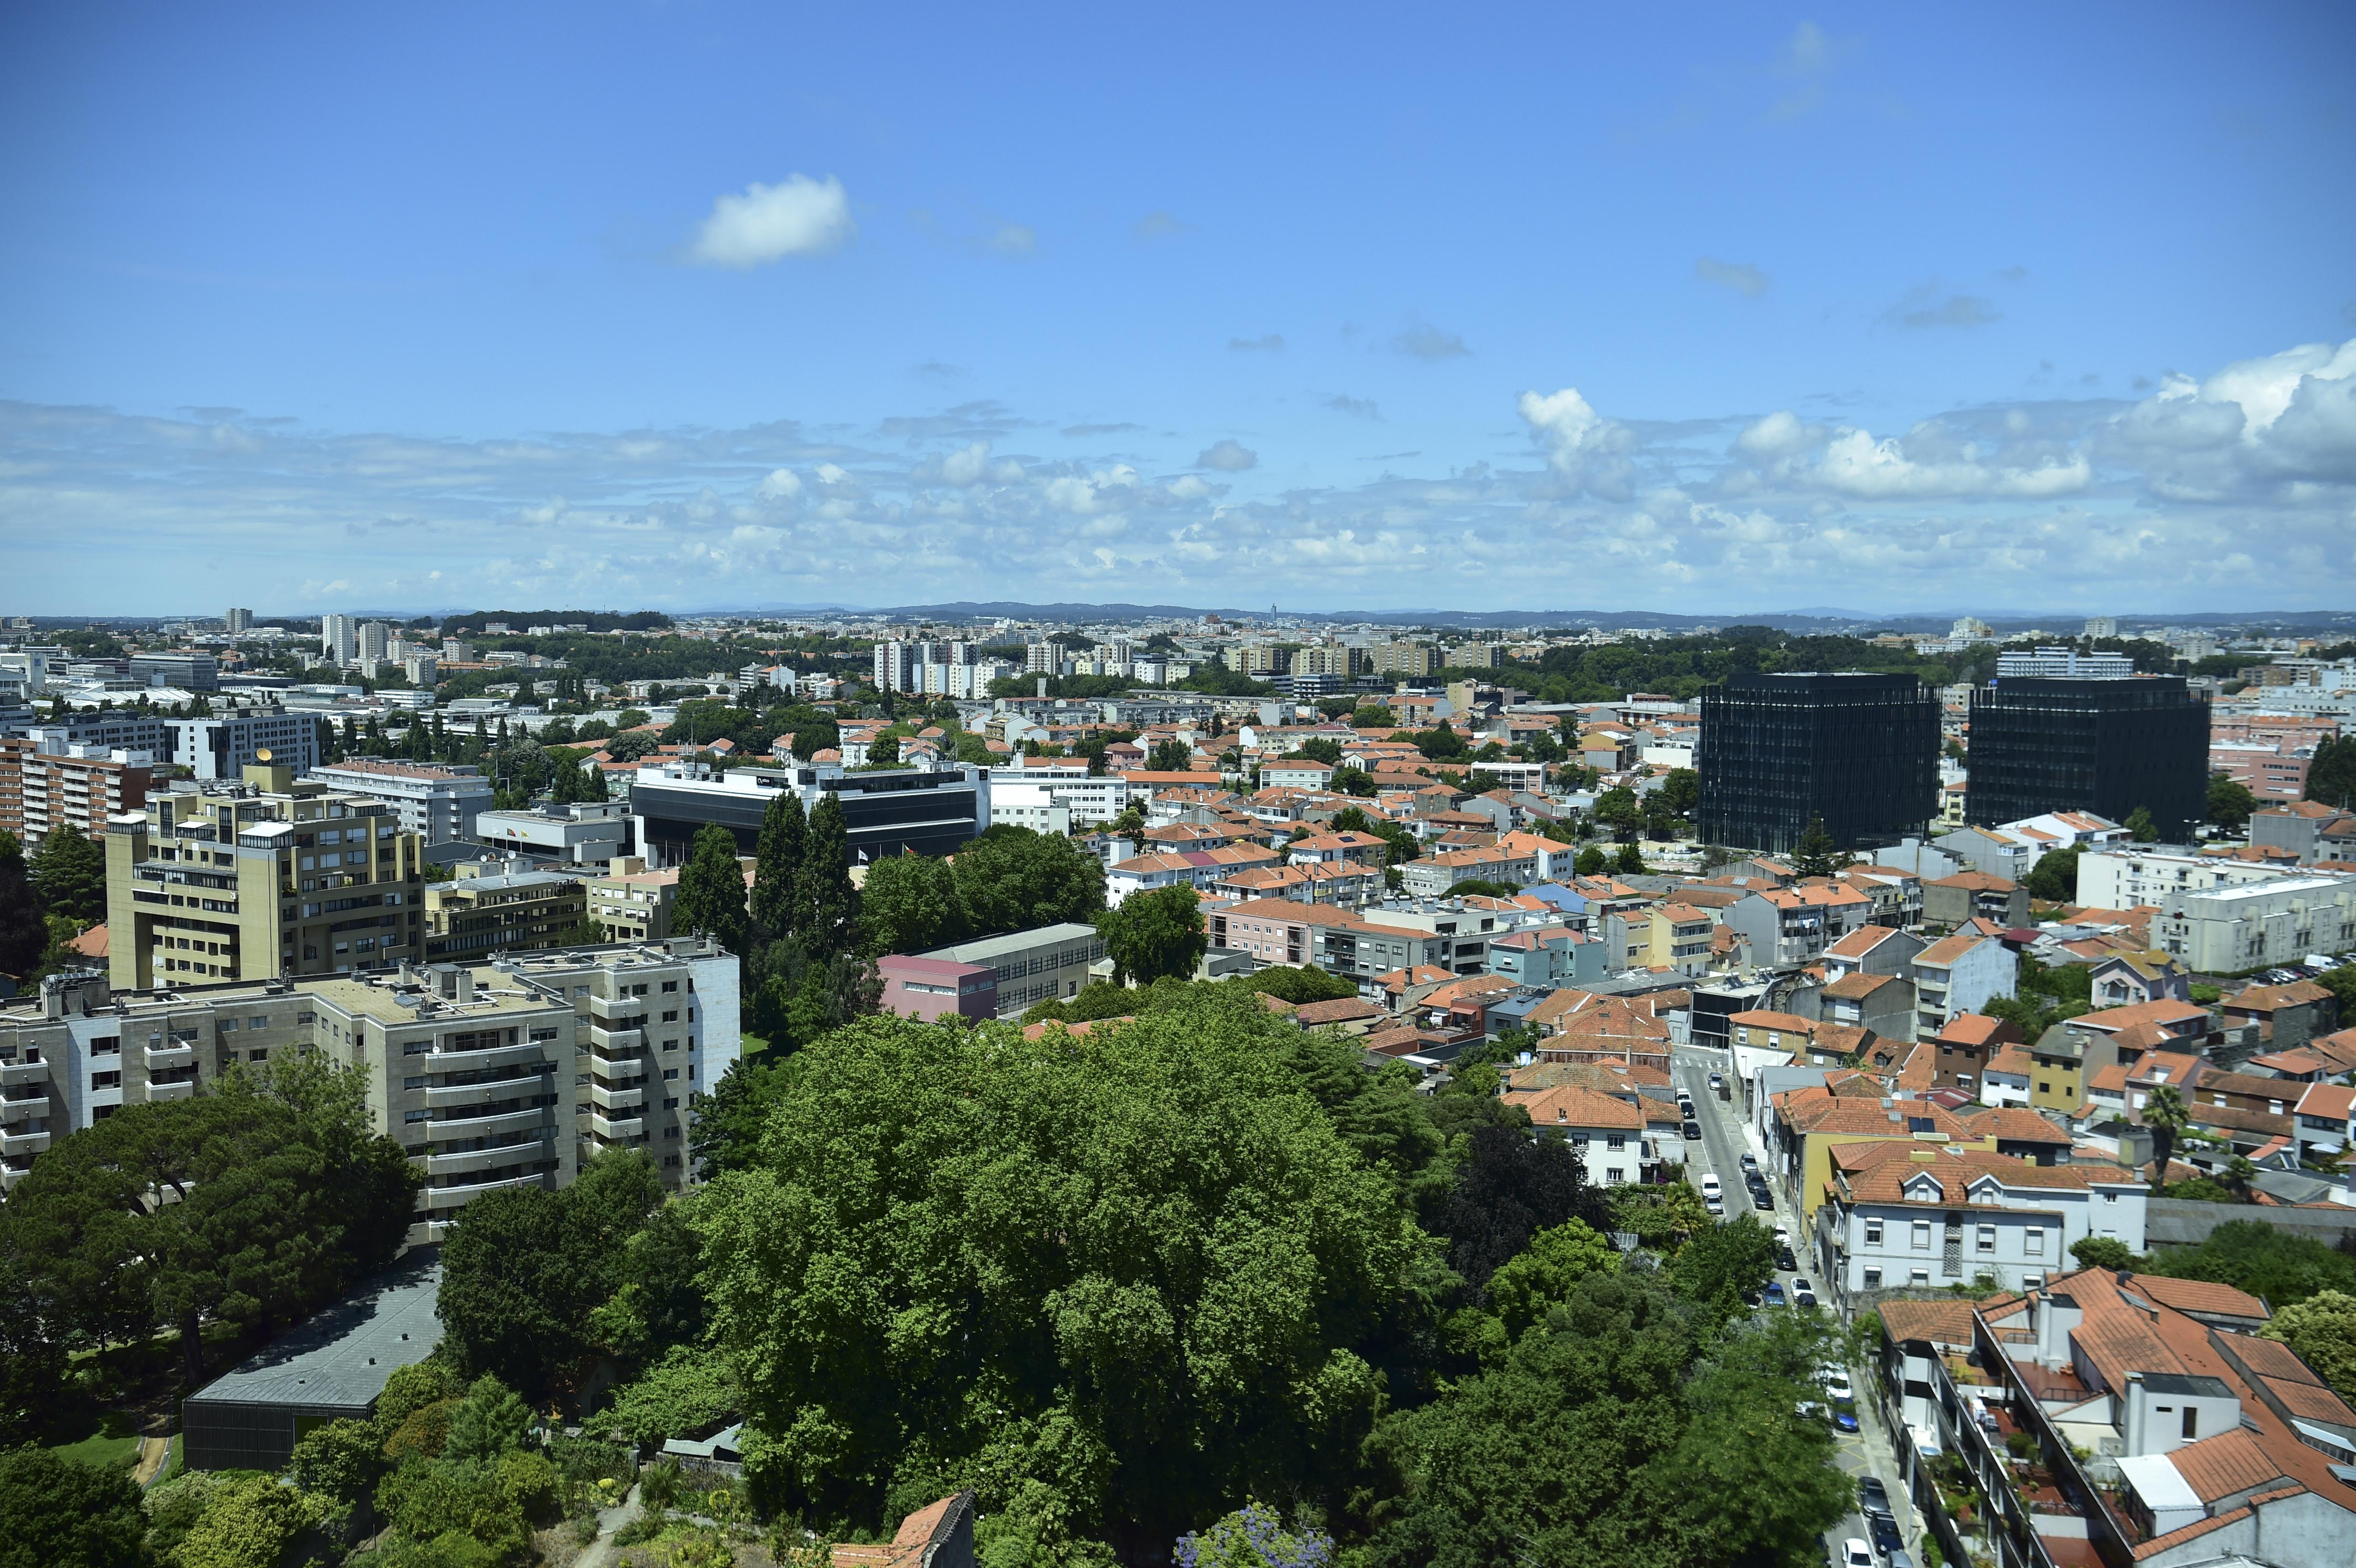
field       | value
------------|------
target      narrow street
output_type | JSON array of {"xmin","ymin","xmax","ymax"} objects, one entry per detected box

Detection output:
[{"xmin": 1671, "ymin": 1044, "xmax": 1919, "ymax": 1566}]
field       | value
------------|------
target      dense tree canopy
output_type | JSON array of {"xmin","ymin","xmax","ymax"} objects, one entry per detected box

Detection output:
[
  {"xmin": 692, "ymin": 997, "xmax": 1430, "ymax": 1557},
  {"xmin": 0, "ymin": 1445, "xmax": 148, "ymax": 1568},
  {"xmin": 1096, "ymin": 884, "xmax": 1208, "ymax": 985}
]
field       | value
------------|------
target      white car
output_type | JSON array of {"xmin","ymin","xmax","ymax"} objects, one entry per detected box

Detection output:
[
  {"xmin": 1840, "ymin": 1539, "xmax": 1874, "ymax": 1568},
  {"xmin": 1700, "ymin": 1173, "xmax": 1722, "ymax": 1198},
  {"xmin": 1820, "ymin": 1368, "xmax": 1854, "ymax": 1402}
]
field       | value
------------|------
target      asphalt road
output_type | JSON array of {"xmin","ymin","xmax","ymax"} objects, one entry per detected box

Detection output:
[{"xmin": 1672, "ymin": 1045, "xmax": 1919, "ymax": 1566}]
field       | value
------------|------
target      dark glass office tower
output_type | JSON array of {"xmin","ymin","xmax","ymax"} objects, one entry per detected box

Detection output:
[
  {"xmin": 1966, "ymin": 676, "xmax": 2208, "ymax": 839},
  {"xmin": 1696, "ymin": 673, "xmax": 1939, "ymax": 853}
]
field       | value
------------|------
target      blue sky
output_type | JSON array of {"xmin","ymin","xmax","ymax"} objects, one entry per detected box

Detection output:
[{"xmin": 3, "ymin": 1, "xmax": 2352, "ymax": 617}]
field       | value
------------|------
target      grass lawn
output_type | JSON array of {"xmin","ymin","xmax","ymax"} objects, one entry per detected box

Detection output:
[{"xmin": 49, "ymin": 1429, "xmax": 142, "ymax": 1470}]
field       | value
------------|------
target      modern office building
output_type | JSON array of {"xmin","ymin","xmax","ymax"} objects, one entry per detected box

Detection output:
[
  {"xmin": 306, "ymin": 758, "xmax": 494, "ymax": 845},
  {"xmin": 1965, "ymin": 676, "xmax": 2207, "ymax": 840},
  {"xmin": 166, "ymin": 709, "xmax": 326, "ymax": 780},
  {"xmin": 470, "ymin": 799, "xmax": 629, "ymax": 865},
  {"xmin": 628, "ymin": 759, "xmax": 989, "ymax": 867},
  {"xmin": 0, "ymin": 738, "xmax": 152, "ymax": 849},
  {"xmin": 1695, "ymin": 673, "xmax": 1940, "ymax": 854},
  {"xmin": 0, "ymin": 937, "xmax": 737, "ymax": 1208},
  {"xmin": 104, "ymin": 766, "xmax": 430, "ymax": 991},
  {"xmin": 130, "ymin": 652, "xmax": 220, "ymax": 691}
]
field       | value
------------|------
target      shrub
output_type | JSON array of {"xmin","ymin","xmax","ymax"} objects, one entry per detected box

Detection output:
[{"xmin": 382, "ymin": 1398, "xmax": 463, "ymax": 1463}]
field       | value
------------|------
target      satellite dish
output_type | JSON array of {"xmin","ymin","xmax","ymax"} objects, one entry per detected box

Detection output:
[{"xmin": 256, "ymin": 748, "xmax": 274, "ymax": 762}]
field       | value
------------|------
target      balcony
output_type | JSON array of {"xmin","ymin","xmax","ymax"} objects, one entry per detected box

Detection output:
[
  {"xmin": 590, "ymin": 1055, "xmax": 648, "ymax": 1085},
  {"xmin": 589, "ymin": 1112, "xmax": 644, "ymax": 1140},
  {"xmin": 589, "ymin": 1082, "xmax": 645, "ymax": 1112},
  {"xmin": 425, "ymin": 1132, "xmax": 554, "ymax": 1177},
  {"xmin": 417, "ymin": 1169, "xmax": 551, "ymax": 1209},
  {"xmin": 145, "ymin": 1043, "xmax": 197, "ymax": 1070},
  {"xmin": 147, "ymin": 1080, "xmax": 197, "ymax": 1102},
  {"xmin": 431, "ymin": 1036, "xmax": 553, "ymax": 1071},
  {"xmin": 0, "ymin": 1129, "xmax": 51, "ymax": 1157},
  {"xmin": 429, "ymin": 1104, "xmax": 552, "ymax": 1138},
  {"xmin": 0, "ymin": 1092, "xmax": 44, "ymax": 1124},
  {"xmin": 425, "ymin": 1073, "xmax": 547, "ymax": 1109},
  {"xmin": 589, "ymin": 1025, "xmax": 646, "ymax": 1052},
  {"xmin": 0, "ymin": 1059, "xmax": 53, "ymax": 1088}
]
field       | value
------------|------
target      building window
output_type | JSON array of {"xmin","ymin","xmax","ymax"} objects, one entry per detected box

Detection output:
[
  {"xmin": 1865, "ymin": 1219, "xmax": 1884, "ymax": 1245},
  {"xmin": 1910, "ymin": 1269, "xmax": 1930, "ymax": 1286},
  {"xmin": 2025, "ymin": 1227, "xmax": 2044, "ymax": 1255},
  {"xmin": 2182, "ymin": 1407, "xmax": 2198, "ymax": 1440},
  {"xmin": 1978, "ymin": 1225, "xmax": 1997, "ymax": 1253},
  {"xmin": 1912, "ymin": 1220, "xmax": 1931, "ymax": 1250},
  {"xmin": 1864, "ymin": 1268, "xmax": 1883, "ymax": 1288}
]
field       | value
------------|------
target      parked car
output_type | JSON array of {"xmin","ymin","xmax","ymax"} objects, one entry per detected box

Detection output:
[
  {"xmin": 1887, "ymin": 1552, "xmax": 1914, "ymax": 1568},
  {"xmin": 1740, "ymin": 1153, "xmax": 1759, "ymax": 1173},
  {"xmin": 1765, "ymin": 1281, "xmax": 1787, "ymax": 1307},
  {"xmin": 1708, "ymin": 1072, "xmax": 1724, "ymax": 1090},
  {"xmin": 1833, "ymin": 1401, "xmax": 1860, "ymax": 1433},
  {"xmin": 1839, "ymin": 1539, "xmax": 1873, "ymax": 1568},
  {"xmin": 1797, "ymin": 1399, "xmax": 1832, "ymax": 1422},
  {"xmin": 1705, "ymin": 1192, "xmax": 1725, "ymax": 1214},
  {"xmin": 1820, "ymin": 1367, "xmax": 1854, "ymax": 1402},
  {"xmin": 1774, "ymin": 1225, "xmax": 1792, "ymax": 1247},
  {"xmin": 1777, "ymin": 1246, "xmax": 1799, "ymax": 1272},
  {"xmin": 1868, "ymin": 1513, "xmax": 1904, "ymax": 1558},
  {"xmin": 1858, "ymin": 1475, "xmax": 1890, "ymax": 1515},
  {"xmin": 1753, "ymin": 1188, "xmax": 1775, "ymax": 1210},
  {"xmin": 1684, "ymin": 1120, "xmax": 1703, "ymax": 1140},
  {"xmin": 1700, "ymin": 1173, "xmax": 1722, "ymax": 1198},
  {"xmin": 1794, "ymin": 1280, "xmax": 1818, "ymax": 1308}
]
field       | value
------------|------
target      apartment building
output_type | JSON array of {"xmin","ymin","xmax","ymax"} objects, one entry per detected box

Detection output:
[
  {"xmin": 0, "ymin": 737, "xmax": 150, "ymax": 849},
  {"xmin": 588, "ymin": 857, "xmax": 679, "ymax": 943},
  {"xmin": 104, "ymin": 767, "xmax": 429, "ymax": 992},
  {"xmin": 1922, "ymin": 871, "xmax": 2030, "ymax": 930},
  {"xmin": 0, "ymin": 939, "xmax": 737, "ymax": 1219},
  {"xmin": 2073, "ymin": 847, "xmax": 2312, "ymax": 910},
  {"xmin": 1909, "ymin": 932, "xmax": 2018, "ymax": 1040},
  {"xmin": 2251, "ymin": 801, "xmax": 2356, "ymax": 865},
  {"xmin": 1205, "ymin": 898, "xmax": 1473, "ymax": 984},
  {"xmin": 307, "ymin": 758, "xmax": 494, "ymax": 845},
  {"xmin": 2153, "ymin": 874, "xmax": 2356, "ymax": 973},
  {"xmin": 1722, "ymin": 881, "xmax": 1876, "ymax": 968},
  {"xmin": 421, "ymin": 860, "xmax": 589, "ymax": 962},
  {"xmin": 1820, "ymin": 1143, "xmax": 2146, "ymax": 1301},
  {"xmin": 987, "ymin": 764, "xmax": 1130, "ymax": 830},
  {"xmin": 914, "ymin": 922, "xmax": 1106, "ymax": 1015}
]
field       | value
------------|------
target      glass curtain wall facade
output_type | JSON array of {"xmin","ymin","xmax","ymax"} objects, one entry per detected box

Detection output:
[
  {"xmin": 1697, "ymin": 673, "xmax": 1939, "ymax": 854},
  {"xmin": 1966, "ymin": 677, "xmax": 2208, "ymax": 840}
]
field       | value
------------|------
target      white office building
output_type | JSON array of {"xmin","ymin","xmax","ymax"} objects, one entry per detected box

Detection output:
[
  {"xmin": 170, "ymin": 710, "xmax": 325, "ymax": 779},
  {"xmin": 306, "ymin": 758, "xmax": 494, "ymax": 844},
  {"xmin": 1994, "ymin": 647, "xmax": 2134, "ymax": 680},
  {"xmin": 322, "ymin": 614, "xmax": 358, "ymax": 664},
  {"xmin": 987, "ymin": 763, "xmax": 1131, "ymax": 828}
]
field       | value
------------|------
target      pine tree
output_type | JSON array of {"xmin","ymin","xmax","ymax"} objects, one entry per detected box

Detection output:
[
  {"xmin": 673, "ymin": 824, "xmax": 748, "ymax": 952},
  {"xmin": 2125, "ymin": 805, "xmax": 2158, "ymax": 843},
  {"xmin": 749, "ymin": 791, "xmax": 807, "ymax": 938},
  {"xmin": 1790, "ymin": 815, "xmax": 1849, "ymax": 879},
  {"xmin": 798, "ymin": 794, "xmax": 855, "ymax": 961},
  {"xmin": 29, "ymin": 829, "xmax": 107, "ymax": 926}
]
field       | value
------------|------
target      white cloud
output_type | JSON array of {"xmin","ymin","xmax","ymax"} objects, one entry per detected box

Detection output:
[
  {"xmin": 688, "ymin": 174, "xmax": 855, "ymax": 267},
  {"xmin": 1736, "ymin": 410, "xmax": 1822, "ymax": 460},
  {"xmin": 1809, "ymin": 429, "xmax": 2090, "ymax": 499},
  {"xmin": 1197, "ymin": 439, "xmax": 1258, "ymax": 472},
  {"xmin": 757, "ymin": 468, "xmax": 803, "ymax": 500},
  {"xmin": 2105, "ymin": 337, "xmax": 2356, "ymax": 490},
  {"xmin": 1517, "ymin": 387, "xmax": 1634, "ymax": 497},
  {"xmin": 1695, "ymin": 257, "xmax": 1769, "ymax": 297}
]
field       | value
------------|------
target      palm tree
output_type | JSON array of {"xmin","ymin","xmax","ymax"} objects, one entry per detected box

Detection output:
[{"xmin": 2143, "ymin": 1084, "xmax": 2192, "ymax": 1193}]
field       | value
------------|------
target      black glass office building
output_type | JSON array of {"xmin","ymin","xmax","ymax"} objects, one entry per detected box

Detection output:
[
  {"xmin": 1696, "ymin": 673, "xmax": 1939, "ymax": 854},
  {"xmin": 1965, "ymin": 676, "xmax": 2207, "ymax": 839}
]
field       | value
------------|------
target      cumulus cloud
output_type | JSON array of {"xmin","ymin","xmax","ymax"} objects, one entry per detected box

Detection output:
[
  {"xmin": 1228, "ymin": 334, "xmax": 1285, "ymax": 352},
  {"xmin": 9, "ymin": 333, "xmax": 2355, "ymax": 615},
  {"xmin": 688, "ymin": 174, "xmax": 855, "ymax": 266},
  {"xmin": 1197, "ymin": 439, "xmax": 1258, "ymax": 472},
  {"xmin": 1392, "ymin": 325, "xmax": 1471, "ymax": 360},
  {"xmin": 1517, "ymin": 387, "xmax": 1634, "ymax": 497},
  {"xmin": 1695, "ymin": 257, "xmax": 1770, "ymax": 297}
]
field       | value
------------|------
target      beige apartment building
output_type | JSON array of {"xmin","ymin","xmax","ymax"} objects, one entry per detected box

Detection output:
[
  {"xmin": 421, "ymin": 860, "xmax": 589, "ymax": 962},
  {"xmin": 105, "ymin": 766, "xmax": 428, "ymax": 992},
  {"xmin": 589, "ymin": 857, "xmax": 680, "ymax": 943},
  {"xmin": 0, "ymin": 938, "xmax": 738, "ymax": 1223}
]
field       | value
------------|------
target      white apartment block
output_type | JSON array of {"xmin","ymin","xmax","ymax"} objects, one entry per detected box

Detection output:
[
  {"xmin": 2074, "ymin": 848, "xmax": 2316, "ymax": 912},
  {"xmin": 0, "ymin": 940, "xmax": 738, "ymax": 1228},
  {"xmin": 1994, "ymin": 647, "xmax": 2134, "ymax": 679},
  {"xmin": 307, "ymin": 758, "xmax": 494, "ymax": 844},
  {"xmin": 2153, "ymin": 875, "xmax": 2356, "ymax": 973}
]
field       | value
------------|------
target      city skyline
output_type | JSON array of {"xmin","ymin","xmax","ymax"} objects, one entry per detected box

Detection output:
[{"xmin": 4, "ymin": 2, "xmax": 2353, "ymax": 615}]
